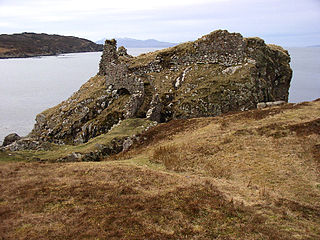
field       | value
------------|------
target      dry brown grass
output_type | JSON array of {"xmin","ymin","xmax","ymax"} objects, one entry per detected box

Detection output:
[
  {"xmin": 0, "ymin": 161, "xmax": 300, "ymax": 240},
  {"xmin": 151, "ymin": 145, "xmax": 183, "ymax": 171},
  {"xmin": 1, "ymin": 99, "xmax": 320, "ymax": 239},
  {"xmin": 128, "ymin": 99, "xmax": 320, "ymax": 238}
]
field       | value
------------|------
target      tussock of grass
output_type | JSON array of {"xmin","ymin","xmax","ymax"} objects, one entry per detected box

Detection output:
[
  {"xmin": 268, "ymin": 44, "xmax": 289, "ymax": 55},
  {"xmin": 152, "ymin": 145, "xmax": 183, "ymax": 171}
]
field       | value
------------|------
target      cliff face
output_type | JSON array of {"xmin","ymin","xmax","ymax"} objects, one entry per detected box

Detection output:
[
  {"xmin": 30, "ymin": 30, "xmax": 292, "ymax": 144},
  {"xmin": 0, "ymin": 32, "xmax": 103, "ymax": 58}
]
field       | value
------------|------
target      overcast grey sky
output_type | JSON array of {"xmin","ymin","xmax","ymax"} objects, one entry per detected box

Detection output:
[{"xmin": 0, "ymin": 0, "xmax": 319, "ymax": 46}]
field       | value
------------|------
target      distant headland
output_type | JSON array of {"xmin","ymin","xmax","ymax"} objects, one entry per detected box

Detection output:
[
  {"xmin": 96, "ymin": 37, "xmax": 177, "ymax": 48},
  {"xmin": 0, "ymin": 32, "xmax": 103, "ymax": 59}
]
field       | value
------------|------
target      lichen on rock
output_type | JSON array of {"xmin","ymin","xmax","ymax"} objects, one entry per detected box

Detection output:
[{"xmin": 29, "ymin": 29, "xmax": 292, "ymax": 145}]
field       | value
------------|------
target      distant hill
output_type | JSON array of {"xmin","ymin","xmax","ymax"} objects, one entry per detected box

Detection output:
[
  {"xmin": 96, "ymin": 37, "xmax": 177, "ymax": 48},
  {"xmin": 0, "ymin": 32, "xmax": 103, "ymax": 58},
  {"xmin": 308, "ymin": 45, "xmax": 320, "ymax": 47}
]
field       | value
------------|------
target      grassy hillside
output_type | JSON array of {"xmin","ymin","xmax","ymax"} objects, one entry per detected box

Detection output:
[{"xmin": 1, "ymin": 99, "xmax": 319, "ymax": 239}]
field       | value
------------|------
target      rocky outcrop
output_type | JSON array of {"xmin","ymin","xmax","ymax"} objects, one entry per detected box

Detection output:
[
  {"xmin": 30, "ymin": 75, "xmax": 125, "ymax": 144},
  {"xmin": 117, "ymin": 46, "xmax": 132, "ymax": 57},
  {"xmin": 2, "ymin": 133, "xmax": 21, "ymax": 147},
  {"xmin": 257, "ymin": 101, "xmax": 286, "ymax": 109},
  {"xmin": 1, "ymin": 137, "xmax": 51, "ymax": 151},
  {"xmin": 30, "ymin": 30, "xmax": 292, "ymax": 145},
  {"xmin": 56, "ymin": 137, "xmax": 125, "ymax": 162},
  {"xmin": 99, "ymin": 39, "xmax": 145, "ymax": 118},
  {"xmin": 0, "ymin": 32, "xmax": 103, "ymax": 58}
]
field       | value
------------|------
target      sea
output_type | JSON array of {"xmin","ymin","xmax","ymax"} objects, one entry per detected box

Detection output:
[{"xmin": 0, "ymin": 47, "xmax": 319, "ymax": 144}]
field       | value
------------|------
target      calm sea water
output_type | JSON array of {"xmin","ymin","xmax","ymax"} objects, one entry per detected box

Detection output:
[
  {"xmin": 0, "ymin": 48, "xmax": 160, "ymax": 144},
  {"xmin": 287, "ymin": 47, "xmax": 320, "ymax": 103},
  {"xmin": 0, "ymin": 47, "xmax": 319, "ymax": 144}
]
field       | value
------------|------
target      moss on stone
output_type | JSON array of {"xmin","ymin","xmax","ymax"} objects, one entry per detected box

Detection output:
[{"xmin": 29, "ymin": 29, "xmax": 292, "ymax": 145}]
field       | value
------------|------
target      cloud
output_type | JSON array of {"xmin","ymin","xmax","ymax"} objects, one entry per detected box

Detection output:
[{"xmin": 0, "ymin": 0, "xmax": 319, "ymax": 46}]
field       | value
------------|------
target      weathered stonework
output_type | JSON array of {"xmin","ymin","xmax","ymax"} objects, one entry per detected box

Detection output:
[
  {"xmin": 99, "ymin": 39, "xmax": 145, "ymax": 118},
  {"xmin": 29, "ymin": 30, "xmax": 292, "ymax": 145},
  {"xmin": 2, "ymin": 133, "xmax": 21, "ymax": 147},
  {"xmin": 117, "ymin": 46, "xmax": 132, "ymax": 57}
]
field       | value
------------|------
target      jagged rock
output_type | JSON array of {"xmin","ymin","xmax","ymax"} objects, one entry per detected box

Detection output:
[
  {"xmin": 146, "ymin": 94, "xmax": 162, "ymax": 122},
  {"xmin": 81, "ymin": 152, "xmax": 101, "ymax": 162},
  {"xmin": 123, "ymin": 137, "xmax": 133, "ymax": 152},
  {"xmin": 29, "ymin": 30, "xmax": 292, "ymax": 144},
  {"xmin": 222, "ymin": 65, "xmax": 242, "ymax": 75},
  {"xmin": 257, "ymin": 102, "xmax": 267, "ymax": 109},
  {"xmin": 57, "ymin": 152, "xmax": 83, "ymax": 162},
  {"xmin": 174, "ymin": 66, "xmax": 192, "ymax": 89},
  {"xmin": 257, "ymin": 101, "xmax": 286, "ymax": 109},
  {"xmin": 117, "ymin": 46, "xmax": 132, "ymax": 57},
  {"xmin": 1, "ymin": 138, "xmax": 52, "ymax": 151},
  {"xmin": 124, "ymin": 93, "xmax": 145, "ymax": 118},
  {"xmin": 2, "ymin": 133, "xmax": 21, "ymax": 146}
]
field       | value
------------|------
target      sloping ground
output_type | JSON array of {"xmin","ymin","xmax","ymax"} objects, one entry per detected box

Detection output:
[
  {"xmin": 30, "ymin": 75, "xmax": 132, "ymax": 144},
  {"xmin": 1, "ymin": 118, "xmax": 155, "ymax": 162},
  {"xmin": 1, "ymin": 99, "xmax": 320, "ymax": 239},
  {"xmin": 0, "ymin": 162, "xmax": 299, "ymax": 240}
]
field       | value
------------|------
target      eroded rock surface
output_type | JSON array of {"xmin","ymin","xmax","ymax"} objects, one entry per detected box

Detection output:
[
  {"xmin": 1, "ymin": 138, "xmax": 51, "ymax": 151},
  {"xmin": 30, "ymin": 30, "xmax": 292, "ymax": 144},
  {"xmin": 2, "ymin": 133, "xmax": 21, "ymax": 147}
]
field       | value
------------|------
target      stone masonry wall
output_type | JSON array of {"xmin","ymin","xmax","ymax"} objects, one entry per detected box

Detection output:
[{"xmin": 29, "ymin": 30, "xmax": 292, "ymax": 145}]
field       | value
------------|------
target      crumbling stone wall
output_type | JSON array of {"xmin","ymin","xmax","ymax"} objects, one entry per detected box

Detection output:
[
  {"xmin": 96, "ymin": 30, "xmax": 291, "ymax": 125},
  {"xmin": 98, "ymin": 39, "xmax": 118, "ymax": 75},
  {"xmin": 30, "ymin": 30, "xmax": 292, "ymax": 145},
  {"xmin": 99, "ymin": 39, "xmax": 145, "ymax": 118}
]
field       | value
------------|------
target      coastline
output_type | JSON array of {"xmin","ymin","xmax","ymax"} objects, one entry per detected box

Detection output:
[
  {"xmin": 1, "ymin": 46, "xmax": 319, "ymax": 144},
  {"xmin": 0, "ymin": 50, "xmax": 103, "ymax": 60}
]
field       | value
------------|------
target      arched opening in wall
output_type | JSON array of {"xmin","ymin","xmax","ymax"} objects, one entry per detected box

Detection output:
[{"xmin": 117, "ymin": 88, "xmax": 130, "ymax": 95}]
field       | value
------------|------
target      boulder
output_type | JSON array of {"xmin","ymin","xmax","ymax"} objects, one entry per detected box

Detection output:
[
  {"xmin": 257, "ymin": 101, "xmax": 286, "ymax": 109},
  {"xmin": 2, "ymin": 138, "xmax": 51, "ymax": 151},
  {"xmin": 57, "ymin": 152, "xmax": 83, "ymax": 162},
  {"xmin": 2, "ymin": 133, "xmax": 21, "ymax": 146},
  {"xmin": 123, "ymin": 137, "xmax": 133, "ymax": 152}
]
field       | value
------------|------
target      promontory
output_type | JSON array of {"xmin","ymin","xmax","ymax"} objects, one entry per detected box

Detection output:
[
  {"xmin": 30, "ymin": 29, "xmax": 292, "ymax": 145},
  {"xmin": 0, "ymin": 32, "xmax": 103, "ymax": 58},
  {"xmin": 2, "ymin": 30, "xmax": 320, "ymax": 240}
]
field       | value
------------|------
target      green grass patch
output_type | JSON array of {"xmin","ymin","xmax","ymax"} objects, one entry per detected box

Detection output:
[
  {"xmin": 120, "ymin": 155, "xmax": 166, "ymax": 171},
  {"xmin": 0, "ymin": 151, "xmax": 28, "ymax": 163},
  {"xmin": 9, "ymin": 118, "xmax": 154, "ymax": 161}
]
